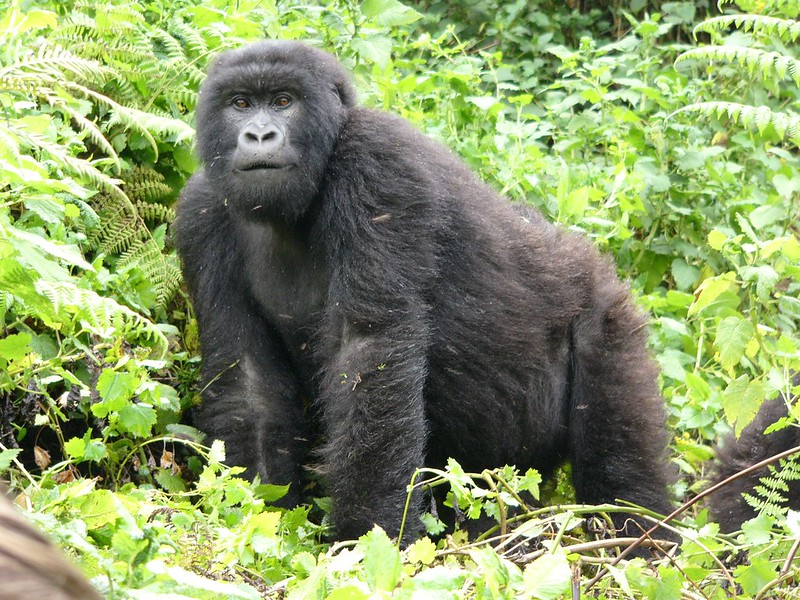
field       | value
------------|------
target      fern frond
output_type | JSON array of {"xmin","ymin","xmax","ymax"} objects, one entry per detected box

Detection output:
[
  {"xmin": 125, "ymin": 167, "xmax": 172, "ymax": 203},
  {"xmin": 37, "ymin": 279, "xmax": 168, "ymax": 357},
  {"xmin": 674, "ymin": 101, "xmax": 800, "ymax": 146},
  {"xmin": 120, "ymin": 105, "xmax": 194, "ymax": 144},
  {"xmin": 677, "ymin": 45, "xmax": 800, "ymax": 85},
  {"xmin": 97, "ymin": 3, "xmax": 145, "ymax": 30},
  {"xmin": 60, "ymin": 11, "xmax": 97, "ymax": 38},
  {"xmin": 724, "ymin": 0, "xmax": 800, "ymax": 18},
  {"xmin": 85, "ymin": 168, "xmax": 181, "ymax": 309},
  {"xmin": 0, "ymin": 74, "xmax": 48, "ymax": 96},
  {"xmin": 0, "ymin": 45, "xmax": 110, "ymax": 85},
  {"xmin": 135, "ymin": 202, "xmax": 175, "ymax": 223},
  {"xmin": 84, "ymin": 191, "xmax": 142, "ymax": 255},
  {"xmin": 118, "ymin": 239, "xmax": 182, "ymax": 309},
  {"xmin": 151, "ymin": 30, "xmax": 186, "ymax": 62},
  {"xmin": 694, "ymin": 14, "xmax": 800, "ymax": 41},
  {"xmin": 743, "ymin": 455, "xmax": 800, "ymax": 520},
  {"xmin": 45, "ymin": 98, "xmax": 121, "ymax": 172},
  {"xmin": 17, "ymin": 127, "xmax": 127, "ymax": 199},
  {"xmin": 170, "ymin": 21, "xmax": 208, "ymax": 56},
  {"xmin": 62, "ymin": 81, "xmax": 193, "ymax": 158}
]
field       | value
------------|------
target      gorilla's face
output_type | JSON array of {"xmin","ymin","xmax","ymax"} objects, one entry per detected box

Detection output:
[{"xmin": 195, "ymin": 41, "xmax": 355, "ymax": 223}]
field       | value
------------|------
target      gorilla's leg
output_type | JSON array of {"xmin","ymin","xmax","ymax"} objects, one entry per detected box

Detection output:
[{"xmin": 568, "ymin": 276, "xmax": 674, "ymax": 537}]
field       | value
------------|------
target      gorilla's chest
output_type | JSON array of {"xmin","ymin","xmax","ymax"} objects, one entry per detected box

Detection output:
[{"xmin": 239, "ymin": 220, "xmax": 327, "ymax": 367}]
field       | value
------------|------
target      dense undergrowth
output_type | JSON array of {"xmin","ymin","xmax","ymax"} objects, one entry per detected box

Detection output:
[{"xmin": 0, "ymin": 0, "xmax": 799, "ymax": 597}]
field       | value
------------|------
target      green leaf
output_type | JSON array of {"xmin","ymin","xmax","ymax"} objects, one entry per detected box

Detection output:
[
  {"xmin": 68, "ymin": 431, "xmax": 107, "ymax": 463},
  {"xmin": 467, "ymin": 96, "xmax": 499, "ymax": 111},
  {"xmin": 734, "ymin": 557, "xmax": 776, "ymax": 595},
  {"xmin": 0, "ymin": 332, "xmax": 32, "ymax": 364},
  {"xmin": 94, "ymin": 369, "xmax": 137, "ymax": 417},
  {"xmin": 84, "ymin": 436, "xmax": 108, "ymax": 463},
  {"xmin": 250, "ymin": 510, "xmax": 281, "ymax": 539},
  {"xmin": 154, "ymin": 468, "xmax": 187, "ymax": 493},
  {"xmin": 327, "ymin": 586, "xmax": 369, "ymax": 600},
  {"xmin": 361, "ymin": 0, "xmax": 422, "ymax": 26},
  {"xmin": 0, "ymin": 449, "xmax": 22, "ymax": 474},
  {"xmin": 117, "ymin": 403, "xmax": 157, "ymax": 438},
  {"xmin": 520, "ymin": 468, "xmax": 542, "ymax": 501},
  {"xmin": 255, "ymin": 483, "xmax": 290, "ymax": 503},
  {"xmin": 722, "ymin": 376, "xmax": 766, "ymax": 436},
  {"xmin": 708, "ymin": 229, "xmax": 727, "ymax": 250},
  {"xmin": 671, "ymin": 258, "xmax": 700, "ymax": 291},
  {"xmin": 64, "ymin": 436, "xmax": 86, "ymax": 460},
  {"xmin": 740, "ymin": 265, "xmax": 780, "ymax": 302},
  {"xmin": 772, "ymin": 173, "xmax": 800, "ymax": 199},
  {"xmin": 407, "ymin": 566, "xmax": 466, "ymax": 595},
  {"xmin": 420, "ymin": 512, "xmax": 446, "ymax": 535},
  {"xmin": 715, "ymin": 316, "xmax": 755, "ymax": 371},
  {"xmin": 79, "ymin": 490, "xmax": 120, "ymax": 529},
  {"xmin": 406, "ymin": 537, "xmax": 436, "ymax": 565},
  {"xmin": 165, "ymin": 423, "xmax": 205, "ymax": 442},
  {"xmin": 350, "ymin": 36, "xmax": 393, "ymax": 68},
  {"xmin": 559, "ymin": 186, "xmax": 589, "ymax": 219},
  {"xmin": 783, "ymin": 235, "xmax": 800, "ymax": 260},
  {"xmin": 741, "ymin": 513, "xmax": 773, "ymax": 544},
  {"xmin": 523, "ymin": 550, "xmax": 572, "ymax": 600},
  {"xmin": 361, "ymin": 526, "xmax": 402, "ymax": 592},
  {"xmin": 208, "ymin": 439, "xmax": 226, "ymax": 464},
  {"xmin": 0, "ymin": 8, "xmax": 58, "ymax": 35},
  {"xmin": 653, "ymin": 565, "xmax": 683, "ymax": 600},
  {"xmin": 688, "ymin": 273, "xmax": 736, "ymax": 316},
  {"xmin": 10, "ymin": 227, "xmax": 93, "ymax": 271}
]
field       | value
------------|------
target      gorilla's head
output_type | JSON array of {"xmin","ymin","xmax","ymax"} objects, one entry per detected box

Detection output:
[{"xmin": 196, "ymin": 41, "xmax": 356, "ymax": 222}]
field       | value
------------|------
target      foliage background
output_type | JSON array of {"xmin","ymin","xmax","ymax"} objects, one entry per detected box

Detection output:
[{"xmin": 0, "ymin": 0, "xmax": 798, "ymax": 597}]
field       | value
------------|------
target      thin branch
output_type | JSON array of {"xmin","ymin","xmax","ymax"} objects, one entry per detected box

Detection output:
[{"xmin": 586, "ymin": 444, "xmax": 800, "ymax": 590}]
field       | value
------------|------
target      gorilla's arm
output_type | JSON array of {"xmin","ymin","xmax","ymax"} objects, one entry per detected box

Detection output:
[
  {"xmin": 312, "ymin": 117, "xmax": 440, "ymax": 539},
  {"xmin": 568, "ymin": 262, "xmax": 675, "ymax": 535},
  {"xmin": 319, "ymin": 317, "xmax": 430, "ymax": 540},
  {"xmin": 175, "ymin": 176, "xmax": 308, "ymax": 504}
]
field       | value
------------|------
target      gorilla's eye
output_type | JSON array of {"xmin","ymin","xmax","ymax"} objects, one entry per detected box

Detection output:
[
  {"xmin": 232, "ymin": 96, "xmax": 252, "ymax": 109},
  {"xmin": 272, "ymin": 94, "xmax": 293, "ymax": 109}
]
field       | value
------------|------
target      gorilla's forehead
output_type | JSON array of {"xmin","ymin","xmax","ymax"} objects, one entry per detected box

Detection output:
[
  {"xmin": 205, "ymin": 41, "xmax": 343, "ymax": 97},
  {"xmin": 210, "ymin": 62, "xmax": 304, "ymax": 96}
]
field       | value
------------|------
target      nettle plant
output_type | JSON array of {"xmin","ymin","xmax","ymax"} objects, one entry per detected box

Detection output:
[
  {"xmin": 672, "ymin": 0, "xmax": 800, "ymax": 429},
  {"xmin": 668, "ymin": 0, "xmax": 800, "ymax": 525}
]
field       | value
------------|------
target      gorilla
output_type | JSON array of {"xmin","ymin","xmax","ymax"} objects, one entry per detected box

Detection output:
[
  {"xmin": 710, "ymin": 376, "xmax": 800, "ymax": 532},
  {"xmin": 175, "ymin": 40, "xmax": 674, "ymax": 542},
  {"xmin": 0, "ymin": 492, "xmax": 102, "ymax": 600}
]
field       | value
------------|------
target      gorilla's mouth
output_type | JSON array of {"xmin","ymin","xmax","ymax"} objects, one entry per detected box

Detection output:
[{"xmin": 239, "ymin": 162, "xmax": 291, "ymax": 172}]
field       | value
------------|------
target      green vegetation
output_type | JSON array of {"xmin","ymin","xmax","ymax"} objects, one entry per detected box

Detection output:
[{"xmin": 0, "ymin": 0, "xmax": 798, "ymax": 597}]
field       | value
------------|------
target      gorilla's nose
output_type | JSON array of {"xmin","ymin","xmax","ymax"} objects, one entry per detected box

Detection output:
[{"xmin": 239, "ymin": 123, "xmax": 284, "ymax": 153}]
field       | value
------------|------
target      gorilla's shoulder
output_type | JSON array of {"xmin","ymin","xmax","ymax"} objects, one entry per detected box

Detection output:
[
  {"xmin": 332, "ymin": 107, "xmax": 479, "ymax": 194},
  {"xmin": 174, "ymin": 171, "xmax": 236, "ymax": 244},
  {"xmin": 338, "ymin": 108, "xmax": 456, "ymax": 161},
  {"xmin": 177, "ymin": 173, "xmax": 230, "ymax": 218}
]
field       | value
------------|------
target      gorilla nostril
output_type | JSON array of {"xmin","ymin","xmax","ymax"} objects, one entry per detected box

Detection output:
[{"xmin": 241, "ymin": 126, "xmax": 283, "ymax": 148}]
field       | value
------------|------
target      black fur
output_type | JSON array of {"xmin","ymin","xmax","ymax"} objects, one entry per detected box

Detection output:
[
  {"xmin": 175, "ymin": 40, "xmax": 674, "ymax": 541},
  {"xmin": 710, "ymin": 376, "xmax": 800, "ymax": 532}
]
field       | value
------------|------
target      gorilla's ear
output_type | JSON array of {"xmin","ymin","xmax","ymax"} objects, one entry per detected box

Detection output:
[{"xmin": 332, "ymin": 77, "xmax": 356, "ymax": 108}]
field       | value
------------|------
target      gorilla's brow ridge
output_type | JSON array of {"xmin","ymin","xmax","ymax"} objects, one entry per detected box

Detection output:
[{"xmin": 210, "ymin": 61, "xmax": 319, "ymax": 103}]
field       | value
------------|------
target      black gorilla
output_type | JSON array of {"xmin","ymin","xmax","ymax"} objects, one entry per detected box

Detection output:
[
  {"xmin": 175, "ymin": 40, "xmax": 674, "ymax": 542},
  {"xmin": 0, "ymin": 492, "xmax": 102, "ymax": 600},
  {"xmin": 710, "ymin": 377, "xmax": 800, "ymax": 532}
]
